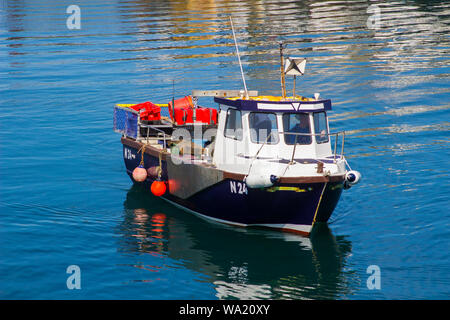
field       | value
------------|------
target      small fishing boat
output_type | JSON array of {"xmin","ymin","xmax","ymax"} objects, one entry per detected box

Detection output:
[{"xmin": 113, "ymin": 19, "xmax": 361, "ymax": 236}]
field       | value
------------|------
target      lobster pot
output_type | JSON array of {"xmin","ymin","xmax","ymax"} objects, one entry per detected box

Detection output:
[{"xmin": 114, "ymin": 105, "xmax": 139, "ymax": 139}]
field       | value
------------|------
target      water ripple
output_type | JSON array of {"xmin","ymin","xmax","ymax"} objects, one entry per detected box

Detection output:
[{"xmin": 1, "ymin": 0, "xmax": 449, "ymax": 300}]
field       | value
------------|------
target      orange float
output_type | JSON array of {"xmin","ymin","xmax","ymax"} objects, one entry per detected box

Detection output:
[{"xmin": 151, "ymin": 180, "xmax": 166, "ymax": 196}]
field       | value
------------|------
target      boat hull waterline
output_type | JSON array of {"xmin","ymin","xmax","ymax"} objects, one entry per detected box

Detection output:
[{"xmin": 122, "ymin": 138, "xmax": 344, "ymax": 236}]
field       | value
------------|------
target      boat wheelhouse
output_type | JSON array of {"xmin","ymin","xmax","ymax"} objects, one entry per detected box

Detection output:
[{"xmin": 213, "ymin": 95, "xmax": 338, "ymax": 176}]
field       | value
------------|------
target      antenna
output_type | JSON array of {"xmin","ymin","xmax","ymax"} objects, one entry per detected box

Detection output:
[
  {"xmin": 279, "ymin": 42, "xmax": 287, "ymax": 99},
  {"xmin": 229, "ymin": 16, "xmax": 249, "ymax": 99},
  {"xmin": 170, "ymin": 79, "xmax": 175, "ymax": 121}
]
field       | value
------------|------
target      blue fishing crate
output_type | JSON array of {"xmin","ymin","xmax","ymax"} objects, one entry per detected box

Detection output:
[{"xmin": 113, "ymin": 105, "xmax": 139, "ymax": 139}]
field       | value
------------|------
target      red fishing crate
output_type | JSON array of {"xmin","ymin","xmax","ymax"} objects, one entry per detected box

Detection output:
[
  {"xmin": 129, "ymin": 101, "xmax": 161, "ymax": 121},
  {"xmin": 172, "ymin": 106, "xmax": 217, "ymax": 125},
  {"xmin": 168, "ymin": 96, "xmax": 217, "ymax": 125},
  {"xmin": 195, "ymin": 107, "xmax": 218, "ymax": 125}
]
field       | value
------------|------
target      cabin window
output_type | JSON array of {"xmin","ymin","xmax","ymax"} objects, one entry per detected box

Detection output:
[
  {"xmin": 313, "ymin": 112, "xmax": 329, "ymax": 144},
  {"xmin": 224, "ymin": 108, "xmax": 243, "ymax": 141},
  {"xmin": 249, "ymin": 112, "xmax": 279, "ymax": 144},
  {"xmin": 282, "ymin": 113, "xmax": 312, "ymax": 145}
]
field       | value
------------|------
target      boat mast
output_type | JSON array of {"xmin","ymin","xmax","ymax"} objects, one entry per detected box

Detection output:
[
  {"xmin": 280, "ymin": 42, "xmax": 286, "ymax": 99},
  {"xmin": 229, "ymin": 16, "xmax": 249, "ymax": 99}
]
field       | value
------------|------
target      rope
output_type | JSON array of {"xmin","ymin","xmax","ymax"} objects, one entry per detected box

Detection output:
[
  {"xmin": 157, "ymin": 150, "xmax": 163, "ymax": 179},
  {"xmin": 280, "ymin": 141, "xmax": 297, "ymax": 178},
  {"xmin": 137, "ymin": 145, "xmax": 146, "ymax": 167},
  {"xmin": 138, "ymin": 142, "xmax": 164, "ymax": 180},
  {"xmin": 245, "ymin": 131, "xmax": 274, "ymax": 180}
]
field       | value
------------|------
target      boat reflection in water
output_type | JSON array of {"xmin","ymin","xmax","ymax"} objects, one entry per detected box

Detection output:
[{"xmin": 119, "ymin": 185, "xmax": 353, "ymax": 299}]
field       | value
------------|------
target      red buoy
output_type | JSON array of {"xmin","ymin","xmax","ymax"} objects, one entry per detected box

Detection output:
[
  {"xmin": 151, "ymin": 180, "xmax": 166, "ymax": 196},
  {"xmin": 132, "ymin": 165, "xmax": 147, "ymax": 182}
]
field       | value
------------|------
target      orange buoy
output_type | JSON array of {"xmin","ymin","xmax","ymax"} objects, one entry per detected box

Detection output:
[
  {"xmin": 132, "ymin": 165, "xmax": 147, "ymax": 182},
  {"xmin": 151, "ymin": 180, "xmax": 166, "ymax": 196}
]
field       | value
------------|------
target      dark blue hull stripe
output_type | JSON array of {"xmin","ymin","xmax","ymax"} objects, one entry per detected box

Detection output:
[{"xmin": 122, "ymin": 144, "xmax": 343, "ymax": 234}]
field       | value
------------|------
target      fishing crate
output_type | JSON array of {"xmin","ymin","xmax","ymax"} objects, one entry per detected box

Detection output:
[{"xmin": 113, "ymin": 104, "xmax": 139, "ymax": 139}]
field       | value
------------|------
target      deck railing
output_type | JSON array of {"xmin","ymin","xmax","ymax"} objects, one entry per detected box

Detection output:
[
  {"xmin": 245, "ymin": 130, "xmax": 346, "ymax": 179},
  {"xmin": 138, "ymin": 122, "xmax": 172, "ymax": 148},
  {"xmin": 284, "ymin": 131, "xmax": 346, "ymax": 162},
  {"xmin": 251, "ymin": 131, "xmax": 346, "ymax": 163}
]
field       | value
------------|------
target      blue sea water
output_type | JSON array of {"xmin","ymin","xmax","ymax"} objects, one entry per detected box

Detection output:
[{"xmin": 0, "ymin": 0, "xmax": 449, "ymax": 299}]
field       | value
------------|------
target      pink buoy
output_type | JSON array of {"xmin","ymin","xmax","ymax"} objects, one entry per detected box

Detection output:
[
  {"xmin": 132, "ymin": 165, "xmax": 147, "ymax": 182},
  {"xmin": 147, "ymin": 166, "xmax": 160, "ymax": 179}
]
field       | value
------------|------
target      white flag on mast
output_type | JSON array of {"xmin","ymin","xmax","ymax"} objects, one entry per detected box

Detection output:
[{"xmin": 284, "ymin": 57, "xmax": 306, "ymax": 76}]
